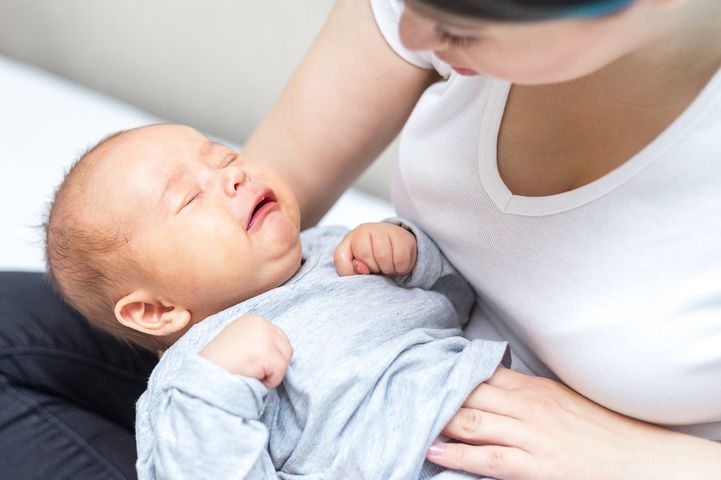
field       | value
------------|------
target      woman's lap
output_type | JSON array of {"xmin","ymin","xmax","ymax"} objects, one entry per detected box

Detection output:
[{"xmin": 0, "ymin": 271, "xmax": 158, "ymax": 479}]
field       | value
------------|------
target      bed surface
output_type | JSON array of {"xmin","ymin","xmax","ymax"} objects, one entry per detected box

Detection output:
[{"xmin": 0, "ymin": 55, "xmax": 394, "ymax": 271}]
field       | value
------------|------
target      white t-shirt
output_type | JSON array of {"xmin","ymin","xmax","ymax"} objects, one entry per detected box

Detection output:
[{"xmin": 371, "ymin": 0, "xmax": 721, "ymax": 440}]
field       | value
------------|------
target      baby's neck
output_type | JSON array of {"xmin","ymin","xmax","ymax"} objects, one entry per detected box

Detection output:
[{"xmin": 160, "ymin": 257, "xmax": 307, "ymax": 350}]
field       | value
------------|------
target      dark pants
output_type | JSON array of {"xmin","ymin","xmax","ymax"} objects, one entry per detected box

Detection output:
[{"xmin": 0, "ymin": 271, "xmax": 159, "ymax": 479}]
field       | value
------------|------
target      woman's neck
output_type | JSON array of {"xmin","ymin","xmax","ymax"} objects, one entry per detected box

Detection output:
[{"xmin": 572, "ymin": 0, "xmax": 721, "ymax": 112}]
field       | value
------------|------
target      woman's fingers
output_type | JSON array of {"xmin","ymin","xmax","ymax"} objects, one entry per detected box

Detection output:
[
  {"xmin": 427, "ymin": 442, "xmax": 536, "ymax": 480},
  {"xmin": 486, "ymin": 366, "xmax": 529, "ymax": 389},
  {"xmin": 461, "ymin": 382, "xmax": 525, "ymax": 419},
  {"xmin": 441, "ymin": 407, "xmax": 529, "ymax": 448}
]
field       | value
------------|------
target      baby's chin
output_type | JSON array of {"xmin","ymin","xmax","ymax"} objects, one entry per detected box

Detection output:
[
  {"xmin": 220, "ymin": 244, "xmax": 303, "ymax": 311},
  {"xmin": 253, "ymin": 206, "xmax": 300, "ymax": 241}
]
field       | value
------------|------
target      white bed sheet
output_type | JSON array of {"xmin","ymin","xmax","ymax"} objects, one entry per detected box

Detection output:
[{"xmin": 0, "ymin": 55, "xmax": 394, "ymax": 271}]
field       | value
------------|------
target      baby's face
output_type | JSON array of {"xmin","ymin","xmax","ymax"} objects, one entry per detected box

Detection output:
[{"xmin": 92, "ymin": 124, "xmax": 302, "ymax": 322}]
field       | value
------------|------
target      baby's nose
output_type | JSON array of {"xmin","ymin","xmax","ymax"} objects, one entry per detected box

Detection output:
[{"xmin": 224, "ymin": 167, "xmax": 247, "ymax": 195}]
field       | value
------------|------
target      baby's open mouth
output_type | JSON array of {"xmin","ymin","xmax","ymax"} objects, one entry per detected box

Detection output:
[{"xmin": 247, "ymin": 190, "xmax": 277, "ymax": 230}]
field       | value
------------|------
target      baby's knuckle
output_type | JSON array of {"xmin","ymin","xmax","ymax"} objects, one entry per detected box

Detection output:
[
  {"xmin": 374, "ymin": 248, "xmax": 389, "ymax": 261},
  {"xmin": 395, "ymin": 251, "xmax": 411, "ymax": 266},
  {"xmin": 354, "ymin": 245, "xmax": 371, "ymax": 259},
  {"xmin": 257, "ymin": 329, "xmax": 276, "ymax": 345},
  {"xmin": 244, "ymin": 315, "xmax": 265, "ymax": 327}
]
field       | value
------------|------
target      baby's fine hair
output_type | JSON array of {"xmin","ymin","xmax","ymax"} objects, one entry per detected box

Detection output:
[{"xmin": 44, "ymin": 130, "xmax": 165, "ymax": 352}]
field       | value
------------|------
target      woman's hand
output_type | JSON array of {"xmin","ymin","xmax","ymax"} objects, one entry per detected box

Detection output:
[{"xmin": 427, "ymin": 367, "xmax": 721, "ymax": 479}]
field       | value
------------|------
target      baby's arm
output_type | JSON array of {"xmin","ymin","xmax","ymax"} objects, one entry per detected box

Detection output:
[
  {"xmin": 334, "ymin": 219, "xmax": 475, "ymax": 325},
  {"xmin": 334, "ymin": 219, "xmax": 460, "ymax": 289},
  {"xmin": 334, "ymin": 222, "xmax": 417, "ymax": 277},
  {"xmin": 137, "ymin": 316, "xmax": 291, "ymax": 480},
  {"xmin": 199, "ymin": 314, "xmax": 293, "ymax": 388}
]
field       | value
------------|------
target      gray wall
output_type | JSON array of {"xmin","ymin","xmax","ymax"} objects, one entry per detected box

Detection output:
[{"xmin": 0, "ymin": 0, "xmax": 395, "ymax": 199}]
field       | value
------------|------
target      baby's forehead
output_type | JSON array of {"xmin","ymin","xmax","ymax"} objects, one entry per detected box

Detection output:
[{"xmin": 88, "ymin": 125, "xmax": 226, "ymax": 198}]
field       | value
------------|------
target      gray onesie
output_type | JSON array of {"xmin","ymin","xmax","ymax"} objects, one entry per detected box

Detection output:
[{"xmin": 135, "ymin": 221, "xmax": 508, "ymax": 479}]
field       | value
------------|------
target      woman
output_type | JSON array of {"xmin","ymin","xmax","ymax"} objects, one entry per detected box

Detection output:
[
  {"xmin": 246, "ymin": 0, "xmax": 721, "ymax": 477},
  {"xmin": 1, "ymin": 0, "xmax": 719, "ymax": 478}
]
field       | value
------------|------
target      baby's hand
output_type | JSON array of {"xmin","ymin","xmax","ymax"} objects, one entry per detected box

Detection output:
[
  {"xmin": 199, "ymin": 315, "xmax": 292, "ymax": 388},
  {"xmin": 334, "ymin": 222, "xmax": 417, "ymax": 277}
]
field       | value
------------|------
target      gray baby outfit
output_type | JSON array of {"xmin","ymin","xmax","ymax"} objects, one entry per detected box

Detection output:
[{"xmin": 135, "ymin": 221, "xmax": 508, "ymax": 479}]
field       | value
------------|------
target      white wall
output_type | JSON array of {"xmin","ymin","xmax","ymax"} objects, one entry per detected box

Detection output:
[{"xmin": 0, "ymin": 0, "xmax": 395, "ymax": 199}]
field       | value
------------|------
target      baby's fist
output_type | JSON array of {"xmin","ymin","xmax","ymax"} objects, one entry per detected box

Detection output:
[
  {"xmin": 334, "ymin": 223, "xmax": 417, "ymax": 277},
  {"xmin": 199, "ymin": 314, "xmax": 292, "ymax": 388}
]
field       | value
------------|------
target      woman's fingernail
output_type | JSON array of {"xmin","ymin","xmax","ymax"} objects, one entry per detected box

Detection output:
[{"xmin": 427, "ymin": 443, "xmax": 445, "ymax": 458}]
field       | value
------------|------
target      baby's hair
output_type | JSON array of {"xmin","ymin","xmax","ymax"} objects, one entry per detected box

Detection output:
[{"xmin": 44, "ymin": 129, "xmax": 165, "ymax": 352}]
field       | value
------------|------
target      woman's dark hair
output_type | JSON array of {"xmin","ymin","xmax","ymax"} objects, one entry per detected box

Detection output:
[{"xmin": 411, "ymin": 0, "xmax": 635, "ymax": 21}]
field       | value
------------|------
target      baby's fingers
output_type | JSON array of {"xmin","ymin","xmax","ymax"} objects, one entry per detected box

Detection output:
[
  {"xmin": 352, "ymin": 260, "xmax": 371, "ymax": 275},
  {"xmin": 390, "ymin": 230, "xmax": 417, "ymax": 275},
  {"xmin": 333, "ymin": 236, "xmax": 356, "ymax": 276},
  {"xmin": 261, "ymin": 347, "xmax": 291, "ymax": 389},
  {"xmin": 364, "ymin": 232, "xmax": 397, "ymax": 274},
  {"xmin": 272, "ymin": 325, "xmax": 294, "ymax": 362},
  {"xmin": 350, "ymin": 233, "xmax": 381, "ymax": 274}
]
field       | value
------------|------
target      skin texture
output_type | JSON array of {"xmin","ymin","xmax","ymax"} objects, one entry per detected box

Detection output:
[
  {"xmin": 239, "ymin": 0, "xmax": 721, "ymax": 476},
  {"xmin": 87, "ymin": 124, "xmax": 303, "ymax": 342}
]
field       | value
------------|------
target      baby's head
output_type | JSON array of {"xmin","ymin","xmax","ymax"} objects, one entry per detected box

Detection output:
[{"xmin": 45, "ymin": 124, "xmax": 302, "ymax": 351}]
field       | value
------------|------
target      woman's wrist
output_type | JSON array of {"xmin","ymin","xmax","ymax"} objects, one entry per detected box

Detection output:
[
  {"xmin": 622, "ymin": 419, "xmax": 721, "ymax": 479},
  {"xmin": 651, "ymin": 427, "xmax": 721, "ymax": 479}
]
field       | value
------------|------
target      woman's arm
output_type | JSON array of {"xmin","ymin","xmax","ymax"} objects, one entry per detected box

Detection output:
[
  {"xmin": 428, "ymin": 367, "xmax": 721, "ymax": 479},
  {"xmin": 243, "ymin": 0, "xmax": 439, "ymax": 227}
]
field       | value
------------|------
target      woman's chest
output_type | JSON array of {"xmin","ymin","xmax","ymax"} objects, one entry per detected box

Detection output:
[
  {"xmin": 396, "ymin": 150, "xmax": 721, "ymax": 427},
  {"xmin": 394, "ymin": 75, "xmax": 721, "ymax": 430},
  {"xmin": 496, "ymin": 84, "xmax": 677, "ymax": 197}
]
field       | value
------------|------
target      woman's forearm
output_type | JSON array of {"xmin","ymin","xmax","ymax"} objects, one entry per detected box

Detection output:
[
  {"xmin": 243, "ymin": 0, "xmax": 437, "ymax": 227},
  {"xmin": 650, "ymin": 427, "xmax": 721, "ymax": 479}
]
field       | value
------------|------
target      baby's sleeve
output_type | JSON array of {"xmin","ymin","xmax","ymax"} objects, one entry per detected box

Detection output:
[
  {"xmin": 386, "ymin": 217, "xmax": 475, "ymax": 326},
  {"xmin": 136, "ymin": 354, "xmax": 277, "ymax": 480}
]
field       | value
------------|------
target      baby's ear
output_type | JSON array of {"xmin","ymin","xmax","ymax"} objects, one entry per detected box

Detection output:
[{"xmin": 115, "ymin": 291, "xmax": 190, "ymax": 337}]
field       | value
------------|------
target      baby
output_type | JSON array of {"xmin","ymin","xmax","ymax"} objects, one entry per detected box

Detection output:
[{"xmin": 45, "ymin": 124, "xmax": 508, "ymax": 480}]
